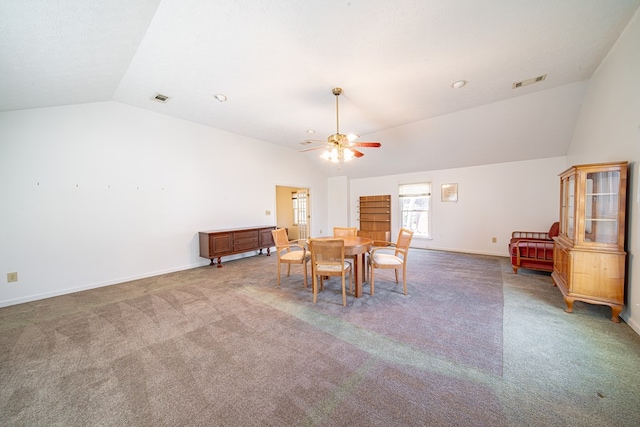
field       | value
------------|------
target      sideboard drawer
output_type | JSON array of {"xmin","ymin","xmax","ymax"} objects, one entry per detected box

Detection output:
[
  {"xmin": 234, "ymin": 237, "xmax": 259, "ymax": 251},
  {"xmin": 233, "ymin": 230, "xmax": 259, "ymax": 240},
  {"xmin": 233, "ymin": 230, "xmax": 259, "ymax": 251}
]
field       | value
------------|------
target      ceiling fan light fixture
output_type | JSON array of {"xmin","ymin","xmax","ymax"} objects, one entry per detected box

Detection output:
[
  {"xmin": 347, "ymin": 133, "xmax": 359, "ymax": 142},
  {"xmin": 343, "ymin": 148, "xmax": 355, "ymax": 161},
  {"xmin": 451, "ymin": 80, "xmax": 467, "ymax": 89},
  {"xmin": 322, "ymin": 147, "xmax": 338, "ymax": 162},
  {"xmin": 214, "ymin": 93, "xmax": 227, "ymax": 102},
  {"xmin": 321, "ymin": 146, "xmax": 354, "ymax": 163}
]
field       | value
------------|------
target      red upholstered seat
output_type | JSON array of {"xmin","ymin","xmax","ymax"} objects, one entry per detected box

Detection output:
[{"xmin": 508, "ymin": 222, "xmax": 559, "ymax": 274}]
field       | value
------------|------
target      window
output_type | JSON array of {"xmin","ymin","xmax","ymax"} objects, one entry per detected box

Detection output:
[{"xmin": 399, "ymin": 183, "xmax": 431, "ymax": 238}]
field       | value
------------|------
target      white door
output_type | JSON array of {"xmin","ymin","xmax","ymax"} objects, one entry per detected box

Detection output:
[{"xmin": 295, "ymin": 190, "xmax": 309, "ymax": 239}]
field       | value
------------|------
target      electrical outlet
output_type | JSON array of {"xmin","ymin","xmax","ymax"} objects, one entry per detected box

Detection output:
[
  {"xmin": 491, "ymin": 237, "xmax": 497, "ymax": 243},
  {"xmin": 265, "ymin": 210, "xmax": 271, "ymax": 215},
  {"xmin": 7, "ymin": 272, "xmax": 18, "ymax": 283}
]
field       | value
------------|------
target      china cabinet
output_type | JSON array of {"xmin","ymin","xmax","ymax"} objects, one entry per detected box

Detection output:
[{"xmin": 551, "ymin": 161, "xmax": 628, "ymax": 322}]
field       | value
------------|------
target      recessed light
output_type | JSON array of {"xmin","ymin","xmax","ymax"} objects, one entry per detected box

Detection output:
[
  {"xmin": 307, "ymin": 129, "xmax": 315, "ymax": 134},
  {"xmin": 451, "ymin": 80, "xmax": 467, "ymax": 89},
  {"xmin": 214, "ymin": 94, "xmax": 227, "ymax": 102}
]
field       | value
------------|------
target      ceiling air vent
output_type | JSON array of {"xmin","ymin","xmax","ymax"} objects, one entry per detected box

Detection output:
[
  {"xmin": 513, "ymin": 74, "xmax": 547, "ymax": 89},
  {"xmin": 152, "ymin": 93, "xmax": 171, "ymax": 103}
]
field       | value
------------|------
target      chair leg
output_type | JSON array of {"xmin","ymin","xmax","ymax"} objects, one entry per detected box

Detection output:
[
  {"xmin": 341, "ymin": 273, "xmax": 347, "ymax": 307},
  {"xmin": 312, "ymin": 274, "xmax": 317, "ymax": 304},
  {"xmin": 365, "ymin": 253, "xmax": 370, "ymax": 282},
  {"xmin": 303, "ymin": 261, "xmax": 308, "ymax": 288},
  {"xmin": 276, "ymin": 261, "xmax": 281, "ymax": 285},
  {"xmin": 287, "ymin": 264, "xmax": 291, "ymax": 277},
  {"xmin": 402, "ymin": 266, "xmax": 407, "ymax": 295},
  {"xmin": 394, "ymin": 269, "xmax": 399, "ymax": 284},
  {"xmin": 370, "ymin": 266, "xmax": 375, "ymax": 296}
]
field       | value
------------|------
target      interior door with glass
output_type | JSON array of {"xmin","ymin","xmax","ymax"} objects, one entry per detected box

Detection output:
[{"xmin": 294, "ymin": 190, "xmax": 309, "ymax": 240}]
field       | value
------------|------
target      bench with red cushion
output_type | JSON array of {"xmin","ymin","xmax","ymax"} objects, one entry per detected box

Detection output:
[{"xmin": 508, "ymin": 222, "xmax": 559, "ymax": 274}]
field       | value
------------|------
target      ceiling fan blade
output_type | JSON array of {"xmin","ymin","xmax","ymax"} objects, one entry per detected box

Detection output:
[
  {"xmin": 299, "ymin": 146, "xmax": 328, "ymax": 152},
  {"xmin": 352, "ymin": 149, "xmax": 365, "ymax": 158},
  {"xmin": 351, "ymin": 141, "xmax": 381, "ymax": 148}
]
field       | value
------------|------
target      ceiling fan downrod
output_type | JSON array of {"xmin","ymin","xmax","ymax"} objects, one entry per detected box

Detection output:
[{"xmin": 332, "ymin": 87, "xmax": 342, "ymax": 136}]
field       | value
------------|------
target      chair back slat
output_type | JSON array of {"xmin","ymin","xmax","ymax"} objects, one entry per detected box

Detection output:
[
  {"xmin": 309, "ymin": 238, "xmax": 351, "ymax": 306},
  {"xmin": 396, "ymin": 228, "xmax": 414, "ymax": 255},
  {"xmin": 309, "ymin": 239, "xmax": 345, "ymax": 264},
  {"xmin": 272, "ymin": 228, "xmax": 289, "ymax": 247},
  {"xmin": 333, "ymin": 227, "xmax": 357, "ymax": 237}
]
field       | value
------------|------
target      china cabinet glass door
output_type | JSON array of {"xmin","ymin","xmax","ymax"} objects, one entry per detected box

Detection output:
[
  {"xmin": 583, "ymin": 170, "xmax": 619, "ymax": 244},
  {"xmin": 561, "ymin": 174, "xmax": 575, "ymax": 240}
]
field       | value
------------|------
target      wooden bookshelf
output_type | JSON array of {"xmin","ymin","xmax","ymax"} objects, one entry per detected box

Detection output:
[{"xmin": 358, "ymin": 195, "xmax": 391, "ymax": 244}]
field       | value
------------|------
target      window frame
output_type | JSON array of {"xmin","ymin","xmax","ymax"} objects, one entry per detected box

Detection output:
[{"xmin": 399, "ymin": 182, "xmax": 432, "ymax": 239}]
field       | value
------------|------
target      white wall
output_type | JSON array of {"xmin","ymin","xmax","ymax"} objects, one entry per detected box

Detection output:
[
  {"xmin": 565, "ymin": 9, "xmax": 640, "ymax": 332},
  {"xmin": 327, "ymin": 176, "xmax": 349, "ymax": 235},
  {"xmin": 350, "ymin": 157, "xmax": 565, "ymax": 256},
  {"xmin": 0, "ymin": 101, "xmax": 328, "ymax": 307}
]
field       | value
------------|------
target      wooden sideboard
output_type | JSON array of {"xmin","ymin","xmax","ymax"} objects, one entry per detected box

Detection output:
[{"xmin": 199, "ymin": 226, "xmax": 276, "ymax": 267}]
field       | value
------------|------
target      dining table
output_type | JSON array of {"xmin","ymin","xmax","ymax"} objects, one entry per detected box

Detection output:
[{"xmin": 309, "ymin": 235, "xmax": 373, "ymax": 298}]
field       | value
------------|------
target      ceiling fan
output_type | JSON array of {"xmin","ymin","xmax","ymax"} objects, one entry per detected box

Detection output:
[{"xmin": 301, "ymin": 87, "xmax": 381, "ymax": 162}]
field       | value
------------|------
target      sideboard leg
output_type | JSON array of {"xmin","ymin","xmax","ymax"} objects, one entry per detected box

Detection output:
[
  {"xmin": 209, "ymin": 259, "xmax": 215, "ymax": 266},
  {"xmin": 216, "ymin": 257, "xmax": 222, "ymax": 268},
  {"xmin": 266, "ymin": 247, "xmax": 271, "ymax": 256}
]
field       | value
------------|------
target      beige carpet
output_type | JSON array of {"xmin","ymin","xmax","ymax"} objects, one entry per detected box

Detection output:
[{"xmin": 1, "ymin": 249, "xmax": 639, "ymax": 426}]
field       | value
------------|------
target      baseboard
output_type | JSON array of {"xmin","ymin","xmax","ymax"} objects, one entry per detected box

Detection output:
[
  {"xmin": 623, "ymin": 313, "xmax": 640, "ymax": 336},
  {"xmin": 0, "ymin": 260, "xmax": 210, "ymax": 308},
  {"xmin": 413, "ymin": 245, "xmax": 508, "ymax": 258}
]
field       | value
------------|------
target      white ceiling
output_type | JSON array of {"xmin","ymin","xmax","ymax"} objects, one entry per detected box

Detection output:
[{"xmin": 2, "ymin": 0, "xmax": 639, "ymax": 178}]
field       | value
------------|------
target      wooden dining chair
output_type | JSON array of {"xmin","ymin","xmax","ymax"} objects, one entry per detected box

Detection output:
[
  {"xmin": 309, "ymin": 238, "xmax": 353, "ymax": 306},
  {"xmin": 333, "ymin": 228, "xmax": 358, "ymax": 282},
  {"xmin": 368, "ymin": 228, "xmax": 414, "ymax": 296},
  {"xmin": 271, "ymin": 228, "xmax": 311, "ymax": 288},
  {"xmin": 333, "ymin": 227, "xmax": 357, "ymax": 237}
]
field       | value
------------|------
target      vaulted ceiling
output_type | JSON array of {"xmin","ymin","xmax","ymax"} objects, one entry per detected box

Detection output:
[{"xmin": 2, "ymin": 0, "xmax": 639, "ymax": 178}]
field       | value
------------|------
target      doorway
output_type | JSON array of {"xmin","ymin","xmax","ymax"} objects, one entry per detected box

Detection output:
[{"xmin": 275, "ymin": 186, "xmax": 310, "ymax": 240}]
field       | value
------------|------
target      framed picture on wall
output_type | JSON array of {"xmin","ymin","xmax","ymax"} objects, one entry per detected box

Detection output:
[{"xmin": 441, "ymin": 183, "xmax": 458, "ymax": 202}]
